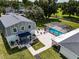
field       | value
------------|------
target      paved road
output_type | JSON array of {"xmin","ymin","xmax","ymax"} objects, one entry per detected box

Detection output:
[{"xmin": 34, "ymin": 54, "xmax": 41, "ymax": 59}]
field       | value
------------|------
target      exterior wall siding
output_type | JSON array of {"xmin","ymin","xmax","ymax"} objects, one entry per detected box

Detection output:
[
  {"xmin": 0, "ymin": 21, "xmax": 5, "ymax": 35},
  {"xmin": 60, "ymin": 45, "xmax": 78, "ymax": 59},
  {"xmin": 5, "ymin": 21, "xmax": 36, "ymax": 36}
]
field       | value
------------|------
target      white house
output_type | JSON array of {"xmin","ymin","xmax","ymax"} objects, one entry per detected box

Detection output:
[{"xmin": 0, "ymin": 13, "xmax": 36, "ymax": 48}]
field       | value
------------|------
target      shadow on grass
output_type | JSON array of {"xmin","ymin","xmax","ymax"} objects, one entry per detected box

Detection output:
[
  {"xmin": 52, "ymin": 46, "xmax": 67, "ymax": 59},
  {"xmin": 60, "ymin": 53, "xmax": 67, "ymax": 59},
  {"xmin": 1, "ymin": 33, "xmax": 27, "ymax": 55},
  {"xmin": 63, "ymin": 16, "xmax": 79, "ymax": 23}
]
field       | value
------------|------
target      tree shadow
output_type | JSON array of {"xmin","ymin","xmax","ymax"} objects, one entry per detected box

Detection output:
[
  {"xmin": 63, "ymin": 16, "xmax": 79, "ymax": 23},
  {"xmin": 1, "ymin": 33, "xmax": 27, "ymax": 55}
]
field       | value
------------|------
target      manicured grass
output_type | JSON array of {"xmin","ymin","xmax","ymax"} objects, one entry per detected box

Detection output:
[
  {"xmin": 32, "ymin": 41, "xmax": 44, "ymax": 50},
  {"xmin": 56, "ymin": 8, "xmax": 79, "ymax": 18},
  {"xmin": 0, "ymin": 34, "xmax": 62, "ymax": 59},
  {"xmin": 0, "ymin": 35, "xmax": 35, "ymax": 59},
  {"xmin": 54, "ymin": 8, "xmax": 79, "ymax": 28},
  {"xmin": 55, "ymin": 8, "xmax": 63, "ymax": 17},
  {"xmin": 39, "ymin": 48, "xmax": 62, "ymax": 59},
  {"xmin": 61, "ymin": 20, "xmax": 79, "ymax": 28}
]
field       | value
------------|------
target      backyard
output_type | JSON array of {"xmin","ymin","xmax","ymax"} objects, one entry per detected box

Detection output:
[
  {"xmin": 61, "ymin": 20, "xmax": 79, "ymax": 28},
  {"xmin": 56, "ymin": 8, "xmax": 79, "ymax": 28},
  {"xmin": 37, "ymin": 8, "xmax": 79, "ymax": 29}
]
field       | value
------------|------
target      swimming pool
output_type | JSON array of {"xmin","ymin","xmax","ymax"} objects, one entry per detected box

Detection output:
[{"xmin": 49, "ymin": 28, "xmax": 63, "ymax": 36}]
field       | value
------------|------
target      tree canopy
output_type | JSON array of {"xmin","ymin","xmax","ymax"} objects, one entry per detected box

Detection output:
[
  {"xmin": 25, "ymin": 5, "xmax": 45, "ymax": 22},
  {"xmin": 22, "ymin": 0, "xmax": 33, "ymax": 7},
  {"xmin": 34, "ymin": 0, "xmax": 58, "ymax": 18},
  {"xmin": 61, "ymin": 0, "xmax": 79, "ymax": 16}
]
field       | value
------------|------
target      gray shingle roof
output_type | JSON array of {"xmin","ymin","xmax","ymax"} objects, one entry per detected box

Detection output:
[
  {"xmin": 60, "ymin": 33, "xmax": 79, "ymax": 56},
  {"xmin": 0, "ymin": 13, "xmax": 34, "ymax": 28}
]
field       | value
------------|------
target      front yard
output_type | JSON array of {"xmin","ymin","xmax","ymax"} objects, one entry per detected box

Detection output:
[
  {"xmin": 39, "ymin": 48, "xmax": 62, "ymax": 59},
  {"xmin": 32, "ymin": 40, "xmax": 45, "ymax": 50},
  {"xmin": 0, "ymin": 34, "xmax": 63, "ymax": 59},
  {"xmin": 0, "ymin": 35, "xmax": 35, "ymax": 59}
]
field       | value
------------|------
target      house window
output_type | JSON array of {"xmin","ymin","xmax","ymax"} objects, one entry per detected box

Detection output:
[
  {"xmin": 28, "ymin": 25, "xmax": 31, "ymax": 29},
  {"xmin": 21, "ymin": 26, "xmax": 25, "ymax": 31},
  {"xmin": 77, "ymin": 57, "xmax": 79, "ymax": 59},
  {"xmin": 13, "ymin": 27, "xmax": 17, "ymax": 33}
]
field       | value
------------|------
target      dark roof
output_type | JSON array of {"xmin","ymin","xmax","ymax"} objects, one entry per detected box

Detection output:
[
  {"xmin": 18, "ymin": 32, "xmax": 31, "ymax": 37},
  {"xmin": 0, "ymin": 13, "xmax": 34, "ymax": 28},
  {"xmin": 60, "ymin": 33, "xmax": 79, "ymax": 56}
]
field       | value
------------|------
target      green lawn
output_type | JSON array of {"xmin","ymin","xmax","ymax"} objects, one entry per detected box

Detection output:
[
  {"xmin": 40, "ymin": 48, "xmax": 62, "ymax": 59},
  {"xmin": 56, "ymin": 8, "xmax": 79, "ymax": 19},
  {"xmin": 32, "ymin": 41, "xmax": 44, "ymax": 50},
  {"xmin": 61, "ymin": 20, "xmax": 79, "ymax": 28},
  {"xmin": 55, "ymin": 8, "xmax": 63, "ymax": 17},
  {"xmin": 0, "ymin": 35, "xmax": 35, "ymax": 59},
  {"xmin": 0, "ymin": 34, "xmax": 63, "ymax": 59},
  {"xmin": 55, "ymin": 8, "xmax": 79, "ymax": 28}
]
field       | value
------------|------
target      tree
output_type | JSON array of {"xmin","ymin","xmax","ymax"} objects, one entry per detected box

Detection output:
[
  {"xmin": 25, "ymin": 5, "xmax": 45, "ymax": 22},
  {"xmin": 62, "ymin": 0, "xmax": 77, "ymax": 16},
  {"xmin": 76, "ymin": 1, "xmax": 79, "ymax": 16},
  {"xmin": 34, "ymin": 0, "xmax": 39, "ymax": 5},
  {"xmin": 11, "ymin": 1, "xmax": 19, "ymax": 10},
  {"xmin": 34, "ymin": 0, "xmax": 58, "ymax": 18},
  {"xmin": 0, "ymin": 6, "xmax": 5, "ymax": 16},
  {"xmin": 22, "ymin": 0, "xmax": 33, "ymax": 7}
]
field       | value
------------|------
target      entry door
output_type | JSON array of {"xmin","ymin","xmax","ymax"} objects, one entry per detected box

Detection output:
[
  {"xmin": 20, "ymin": 37, "xmax": 27, "ymax": 40},
  {"xmin": 20, "ymin": 36, "xmax": 30, "ymax": 44}
]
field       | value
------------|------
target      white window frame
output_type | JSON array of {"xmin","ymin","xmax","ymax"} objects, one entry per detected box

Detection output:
[
  {"xmin": 28, "ymin": 25, "xmax": 31, "ymax": 29},
  {"xmin": 12, "ymin": 27, "xmax": 17, "ymax": 33},
  {"xmin": 20, "ymin": 26, "xmax": 25, "ymax": 31}
]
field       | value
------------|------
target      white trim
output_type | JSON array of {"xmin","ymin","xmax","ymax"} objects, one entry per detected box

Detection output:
[
  {"xmin": 54, "ymin": 28, "xmax": 79, "ymax": 43},
  {"xmin": 20, "ymin": 26, "xmax": 25, "ymax": 31},
  {"xmin": 12, "ymin": 27, "xmax": 18, "ymax": 33}
]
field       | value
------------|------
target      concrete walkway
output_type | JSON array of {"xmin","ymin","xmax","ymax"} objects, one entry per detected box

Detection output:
[{"xmin": 27, "ymin": 29, "xmax": 56, "ymax": 56}]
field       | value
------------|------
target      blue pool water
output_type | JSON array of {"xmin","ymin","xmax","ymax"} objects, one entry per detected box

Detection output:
[{"xmin": 49, "ymin": 28, "xmax": 63, "ymax": 36}]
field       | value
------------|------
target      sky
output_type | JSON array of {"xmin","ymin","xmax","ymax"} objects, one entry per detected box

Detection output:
[
  {"xmin": 19, "ymin": 0, "xmax": 79, "ymax": 3},
  {"xmin": 28, "ymin": 0, "xmax": 69, "ymax": 2}
]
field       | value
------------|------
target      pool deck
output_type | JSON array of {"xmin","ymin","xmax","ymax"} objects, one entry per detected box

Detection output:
[
  {"xmin": 45, "ymin": 22, "xmax": 68, "ymax": 33},
  {"xmin": 53, "ymin": 28, "xmax": 79, "ymax": 43}
]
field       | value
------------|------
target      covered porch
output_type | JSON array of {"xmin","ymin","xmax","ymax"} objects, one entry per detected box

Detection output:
[
  {"xmin": 6, "ymin": 32, "xmax": 31, "ymax": 48},
  {"xmin": 18, "ymin": 32, "xmax": 31, "ymax": 45}
]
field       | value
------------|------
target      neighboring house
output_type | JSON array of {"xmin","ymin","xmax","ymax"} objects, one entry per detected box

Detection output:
[
  {"xmin": 5, "ymin": 7, "xmax": 26, "ymax": 16},
  {"xmin": 6, "ymin": 0, "xmax": 22, "ymax": 2},
  {"xmin": 5, "ymin": 7, "xmax": 16, "ymax": 14},
  {"xmin": 57, "ymin": 29, "xmax": 79, "ymax": 59},
  {"xmin": 17, "ymin": 7, "xmax": 26, "ymax": 16},
  {"xmin": 0, "ymin": 13, "xmax": 36, "ymax": 48}
]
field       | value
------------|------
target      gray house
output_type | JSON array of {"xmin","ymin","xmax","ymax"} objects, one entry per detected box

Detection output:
[
  {"xmin": 59, "ymin": 32, "xmax": 79, "ymax": 59},
  {"xmin": 0, "ymin": 13, "xmax": 36, "ymax": 48}
]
